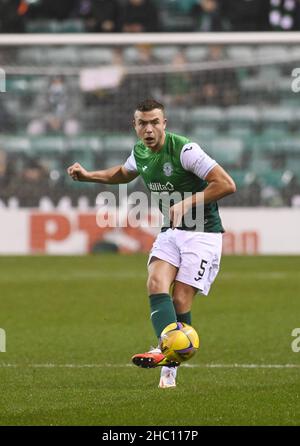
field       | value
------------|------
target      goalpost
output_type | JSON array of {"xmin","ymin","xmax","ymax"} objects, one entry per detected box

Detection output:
[{"xmin": 1, "ymin": 31, "xmax": 300, "ymax": 44}]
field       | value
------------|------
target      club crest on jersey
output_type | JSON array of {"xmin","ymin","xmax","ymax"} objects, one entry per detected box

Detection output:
[{"xmin": 163, "ymin": 162, "xmax": 173, "ymax": 177}]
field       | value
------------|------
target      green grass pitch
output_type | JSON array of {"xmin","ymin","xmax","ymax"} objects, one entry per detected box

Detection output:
[{"xmin": 0, "ymin": 255, "xmax": 300, "ymax": 426}]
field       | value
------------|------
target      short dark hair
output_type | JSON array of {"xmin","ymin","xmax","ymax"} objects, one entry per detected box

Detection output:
[{"xmin": 135, "ymin": 99, "xmax": 165, "ymax": 113}]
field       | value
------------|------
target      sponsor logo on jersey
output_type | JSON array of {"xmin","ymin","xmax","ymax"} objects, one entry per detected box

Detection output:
[
  {"xmin": 148, "ymin": 182, "xmax": 175, "ymax": 192},
  {"xmin": 142, "ymin": 165, "xmax": 148, "ymax": 171},
  {"xmin": 183, "ymin": 146, "xmax": 193, "ymax": 152},
  {"xmin": 163, "ymin": 162, "xmax": 173, "ymax": 177}
]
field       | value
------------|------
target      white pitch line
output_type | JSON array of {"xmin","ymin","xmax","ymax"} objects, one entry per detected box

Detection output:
[
  {"xmin": 182, "ymin": 363, "xmax": 300, "ymax": 369},
  {"xmin": 0, "ymin": 271, "xmax": 295, "ymax": 283},
  {"xmin": 0, "ymin": 363, "xmax": 299, "ymax": 369}
]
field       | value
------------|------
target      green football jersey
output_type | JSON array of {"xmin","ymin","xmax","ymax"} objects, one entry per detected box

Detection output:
[{"xmin": 132, "ymin": 132, "xmax": 224, "ymax": 233}]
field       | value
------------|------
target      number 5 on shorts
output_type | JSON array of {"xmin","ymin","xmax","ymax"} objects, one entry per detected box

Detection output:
[{"xmin": 194, "ymin": 259, "xmax": 208, "ymax": 282}]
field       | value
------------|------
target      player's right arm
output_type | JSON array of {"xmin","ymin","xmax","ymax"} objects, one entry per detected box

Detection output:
[{"xmin": 67, "ymin": 162, "xmax": 139, "ymax": 184}]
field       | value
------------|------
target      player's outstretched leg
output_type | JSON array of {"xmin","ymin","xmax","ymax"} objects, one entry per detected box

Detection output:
[
  {"xmin": 158, "ymin": 281, "xmax": 195, "ymax": 388},
  {"xmin": 132, "ymin": 259, "xmax": 179, "ymax": 369}
]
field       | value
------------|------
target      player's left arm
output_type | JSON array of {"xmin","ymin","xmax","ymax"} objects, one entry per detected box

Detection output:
[
  {"xmin": 201, "ymin": 164, "xmax": 236, "ymax": 203},
  {"xmin": 171, "ymin": 165, "xmax": 236, "ymax": 227},
  {"xmin": 170, "ymin": 143, "xmax": 236, "ymax": 227},
  {"xmin": 170, "ymin": 165, "xmax": 236, "ymax": 228}
]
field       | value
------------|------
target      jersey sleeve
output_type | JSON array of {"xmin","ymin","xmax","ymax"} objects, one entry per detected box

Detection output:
[
  {"xmin": 180, "ymin": 142, "xmax": 217, "ymax": 180},
  {"xmin": 123, "ymin": 150, "xmax": 138, "ymax": 173}
]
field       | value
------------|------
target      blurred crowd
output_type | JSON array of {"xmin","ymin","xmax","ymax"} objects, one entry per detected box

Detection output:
[
  {"xmin": 1, "ymin": 0, "xmax": 300, "ymax": 33},
  {"xmin": 0, "ymin": 44, "xmax": 241, "ymax": 136},
  {"xmin": 1, "ymin": 0, "xmax": 300, "ymax": 208},
  {"xmin": 1, "ymin": 144, "xmax": 300, "ymax": 208},
  {"xmin": 0, "ymin": 40, "xmax": 299, "ymax": 207}
]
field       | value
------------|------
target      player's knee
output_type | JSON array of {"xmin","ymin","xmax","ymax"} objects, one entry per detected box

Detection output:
[{"xmin": 147, "ymin": 274, "xmax": 168, "ymax": 295}]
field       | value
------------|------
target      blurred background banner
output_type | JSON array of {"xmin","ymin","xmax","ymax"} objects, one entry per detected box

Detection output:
[
  {"xmin": 0, "ymin": 208, "xmax": 300, "ymax": 255},
  {"xmin": 1, "ymin": 0, "xmax": 300, "ymax": 255}
]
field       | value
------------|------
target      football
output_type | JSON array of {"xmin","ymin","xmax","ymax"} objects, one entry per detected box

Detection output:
[{"xmin": 159, "ymin": 322, "xmax": 200, "ymax": 363}]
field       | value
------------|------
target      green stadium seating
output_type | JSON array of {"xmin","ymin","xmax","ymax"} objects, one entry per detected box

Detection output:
[
  {"xmin": 27, "ymin": 77, "xmax": 49, "ymax": 93},
  {"xmin": 59, "ymin": 20, "xmax": 84, "ymax": 33},
  {"xmin": 152, "ymin": 46, "xmax": 180, "ymax": 63},
  {"xmin": 25, "ymin": 19, "xmax": 84, "ymax": 33},
  {"xmin": 291, "ymin": 46, "xmax": 300, "ymax": 58},
  {"xmin": 18, "ymin": 47, "xmax": 43, "ymax": 64},
  {"xmin": 30, "ymin": 136, "xmax": 65, "ymax": 153},
  {"xmin": 279, "ymin": 96, "xmax": 300, "ymax": 108},
  {"xmin": 159, "ymin": 11, "xmax": 194, "ymax": 31},
  {"xmin": 225, "ymin": 106, "xmax": 260, "ymax": 125},
  {"xmin": 184, "ymin": 46, "xmax": 208, "ymax": 62},
  {"xmin": 2, "ymin": 97, "xmax": 21, "ymax": 114},
  {"xmin": 166, "ymin": 108, "xmax": 187, "ymax": 129},
  {"xmin": 251, "ymin": 136, "xmax": 283, "ymax": 157},
  {"xmin": 208, "ymin": 137, "xmax": 244, "ymax": 167},
  {"xmin": 102, "ymin": 153, "xmax": 128, "ymax": 169},
  {"xmin": 227, "ymin": 46, "xmax": 255, "ymax": 60},
  {"xmin": 6, "ymin": 76, "xmax": 49, "ymax": 94},
  {"xmin": 66, "ymin": 136, "xmax": 103, "ymax": 152},
  {"xmin": 260, "ymin": 107, "xmax": 294, "ymax": 124},
  {"xmin": 259, "ymin": 128, "xmax": 290, "ymax": 140},
  {"xmin": 66, "ymin": 150, "xmax": 95, "ymax": 171},
  {"xmin": 250, "ymin": 156, "xmax": 287, "ymax": 191},
  {"xmin": 80, "ymin": 48, "xmax": 114, "ymax": 65},
  {"xmin": 257, "ymin": 66, "xmax": 281, "ymax": 80},
  {"xmin": 189, "ymin": 107, "xmax": 225, "ymax": 127},
  {"xmin": 103, "ymin": 135, "xmax": 135, "ymax": 152},
  {"xmin": 285, "ymin": 158, "xmax": 300, "ymax": 180},
  {"xmin": 157, "ymin": 0, "xmax": 195, "ymax": 13},
  {"xmin": 6, "ymin": 78, "xmax": 29, "ymax": 94},
  {"xmin": 102, "ymin": 134, "xmax": 135, "ymax": 171},
  {"xmin": 227, "ymin": 126, "xmax": 253, "ymax": 139},
  {"xmin": 123, "ymin": 47, "xmax": 141, "ymax": 65},
  {"xmin": 36, "ymin": 48, "xmax": 79, "ymax": 66},
  {"xmin": 249, "ymin": 146, "xmax": 285, "ymax": 178},
  {"xmin": 0, "ymin": 135, "xmax": 30, "ymax": 152},
  {"xmin": 276, "ymin": 77, "xmax": 293, "ymax": 95},
  {"xmin": 227, "ymin": 169, "xmax": 249, "ymax": 188},
  {"xmin": 256, "ymin": 45, "xmax": 289, "ymax": 60},
  {"xmin": 280, "ymin": 137, "xmax": 300, "ymax": 154},
  {"xmin": 240, "ymin": 77, "xmax": 267, "ymax": 93},
  {"xmin": 3, "ymin": 38, "xmax": 299, "ymax": 204},
  {"xmin": 25, "ymin": 20, "xmax": 54, "ymax": 33},
  {"xmin": 251, "ymin": 132, "xmax": 286, "ymax": 152},
  {"xmin": 261, "ymin": 170, "xmax": 285, "ymax": 188},
  {"xmin": 37, "ymin": 49, "xmax": 55, "ymax": 65},
  {"xmin": 190, "ymin": 125, "xmax": 219, "ymax": 141},
  {"xmin": 168, "ymin": 126, "xmax": 186, "ymax": 135}
]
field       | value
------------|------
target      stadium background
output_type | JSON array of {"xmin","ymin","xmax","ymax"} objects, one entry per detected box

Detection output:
[
  {"xmin": 0, "ymin": 0, "xmax": 300, "ymax": 427},
  {"xmin": 1, "ymin": 1, "xmax": 300, "ymax": 255}
]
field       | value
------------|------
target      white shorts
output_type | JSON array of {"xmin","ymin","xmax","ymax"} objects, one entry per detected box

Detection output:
[{"xmin": 148, "ymin": 229, "xmax": 222, "ymax": 296}]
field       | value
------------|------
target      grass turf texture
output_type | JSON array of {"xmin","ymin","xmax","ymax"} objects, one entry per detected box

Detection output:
[{"xmin": 0, "ymin": 255, "xmax": 299, "ymax": 426}]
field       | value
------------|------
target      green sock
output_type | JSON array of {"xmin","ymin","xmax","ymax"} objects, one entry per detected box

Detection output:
[
  {"xmin": 149, "ymin": 293, "xmax": 177, "ymax": 338},
  {"xmin": 176, "ymin": 311, "xmax": 192, "ymax": 326}
]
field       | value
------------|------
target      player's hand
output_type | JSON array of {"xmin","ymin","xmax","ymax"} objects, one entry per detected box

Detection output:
[
  {"xmin": 169, "ymin": 201, "xmax": 189, "ymax": 229},
  {"xmin": 67, "ymin": 162, "xmax": 90, "ymax": 182}
]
